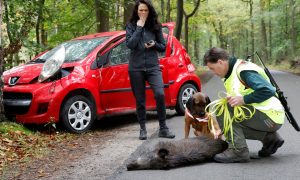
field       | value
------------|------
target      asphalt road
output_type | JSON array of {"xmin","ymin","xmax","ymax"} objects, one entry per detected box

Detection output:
[{"xmin": 109, "ymin": 70, "xmax": 300, "ymax": 180}]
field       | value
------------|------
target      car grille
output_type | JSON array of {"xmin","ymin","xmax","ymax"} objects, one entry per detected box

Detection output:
[{"xmin": 3, "ymin": 92, "xmax": 32, "ymax": 115}]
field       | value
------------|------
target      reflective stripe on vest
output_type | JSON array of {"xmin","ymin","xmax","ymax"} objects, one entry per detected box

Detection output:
[{"xmin": 223, "ymin": 59, "xmax": 284, "ymax": 124}]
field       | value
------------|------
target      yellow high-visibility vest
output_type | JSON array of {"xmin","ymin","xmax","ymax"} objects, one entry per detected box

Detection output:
[{"xmin": 223, "ymin": 59, "xmax": 285, "ymax": 124}]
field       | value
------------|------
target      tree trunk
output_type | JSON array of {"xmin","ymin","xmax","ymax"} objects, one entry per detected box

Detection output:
[
  {"xmin": 114, "ymin": 0, "xmax": 120, "ymax": 30},
  {"xmin": 290, "ymin": 0, "xmax": 296, "ymax": 57},
  {"xmin": 160, "ymin": 0, "xmax": 165, "ymax": 22},
  {"xmin": 123, "ymin": 0, "xmax": 134, "ymax": 26},
  {"xmin": 245, "ymin": 29, "xmax": 249, "ymax": 55},
  {"xmin": 99, "ymin": 1, "xmax": 109, "ymax": 32},
  {"xmin": 284, "ymin": 2, "xmax": 288, "ymax": 57},
  {"xmin": 212, "ymin": 21, "xmax": 227, "ymax": 49},
  {"xmin": 268, "ymin": 0, "xmax": 272, "ymax": 59},
  {"xmin": 95, "ymin": 0, "xmax": 101, "ymax": 32},
  {"xmin": 41, "ymin": 23, "xmax": 47, "ymax": 46},
  {"xmin": 166, "ymin": 0, "xmax": 171, "ymax": 22},
  {"xmin": 193, "ymin": 25, "xmax": 200, "ymax": 64},
  {"xmin": 260, "ymin": 0, "xmax": 268, "ymax": 60},
  {"xmin": 250, "ymin": 0, "xmax": 254, "ymax": 58},
  {"xmin": 95, "ymin": 0, "xmax": 109, "ymax": 32},
  {"xmin": 184, "ymin": 17, "xmax": 188, "ymax": 51},
  {"xmin": 183, "ymin": 0, "xmax": 200, "ymax": 52},
  {"xmin": 175, "ymin": 0, "xmax": 183, "ymax": 40},
  {"xmin": 231, "ymin": 33, "xmax": 236, "ymax": 56},
  {"xmin": 241, "ymin": 0, "xmax": 255, "ymax": 59},
  {"xmin": 0, "ymin": 0, "xmax": 4, "ymax": 114},
  {"xmin": 260, "ymin": 21, "xmax": 268, "ymax": 59},
  {"xmin": 0, "ymin": 0, "xmax": 3, "ymax": 47},
  {"xmin": 36, "ymin": 0, "xmax": 45, "ymax": 54}
]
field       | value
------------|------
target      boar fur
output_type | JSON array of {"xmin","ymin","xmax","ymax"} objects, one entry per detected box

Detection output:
[{"xmin": 126, "ymin": 136, "xmax": 228, "ymax": 170}]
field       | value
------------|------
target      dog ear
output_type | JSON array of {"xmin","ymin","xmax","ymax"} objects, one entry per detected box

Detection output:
[
  {"xmin": 158, "ymin": 148, "xmax": 169, "ymax": 159},
  {"xmin": 186, "ymin": 97, "xmax": 194, "ymax": 111},
  {"xmin": 205, "ymin": 96, "xmax": 211, "ymax": 106}
]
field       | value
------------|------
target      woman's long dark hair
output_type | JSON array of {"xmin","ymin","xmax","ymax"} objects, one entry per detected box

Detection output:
[{"xmin": 129, "ymin": 0, "xmax": 161, "ymax": 32}]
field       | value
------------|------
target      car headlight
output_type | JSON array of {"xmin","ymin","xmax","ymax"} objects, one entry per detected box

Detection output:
[{"xmin": 38, "ymin": 46, "xmax": 65, "ymax": 82}]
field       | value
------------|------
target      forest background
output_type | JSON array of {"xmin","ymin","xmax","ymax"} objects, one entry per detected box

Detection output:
[{"xmin": 0, "ymin": 0, "xmax": 299, "ymax": 68}]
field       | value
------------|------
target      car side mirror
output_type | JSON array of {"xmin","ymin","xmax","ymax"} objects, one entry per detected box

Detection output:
[
  {"xmin": 97, "ymin": 52, "xmax": 110, "ymax": 67},
  {"xmin": 91, "ymin": 51, "xmax": 110, "ymax": 70}
]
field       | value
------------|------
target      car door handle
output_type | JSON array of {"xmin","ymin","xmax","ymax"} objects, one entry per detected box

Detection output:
[
  {"xmin": 178, "ymin": 63, "xmax": 184, "ymax": 68},
  {"xmin": 160, "ymin": 65, "xmax": 164, "ymax": 70}
]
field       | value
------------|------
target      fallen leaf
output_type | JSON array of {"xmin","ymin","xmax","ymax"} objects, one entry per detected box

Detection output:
[{"xmin": 2, "ymin": 138, "xmax": 13, "ymax": 144}]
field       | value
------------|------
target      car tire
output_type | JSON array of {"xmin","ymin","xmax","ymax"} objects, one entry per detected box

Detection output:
[
  {"xmin": 4, "ymin": 113, "xmax": 14, "ymax": 121},
  {"xmin": 60, "ymin": 95, "xmax": 96, "ymax": 133},
  {"xmin": 175, "ymin": 83, "xmax": 198, "ymax": 115}
]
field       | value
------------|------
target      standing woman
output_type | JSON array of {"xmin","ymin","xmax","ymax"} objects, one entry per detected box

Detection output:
[{"xmin": 125, "ymin": 0, "xmax": 175, "ymax": 140}]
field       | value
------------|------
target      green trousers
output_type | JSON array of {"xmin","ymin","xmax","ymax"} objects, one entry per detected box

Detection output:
[{"xmin": 216, "ymin": 104, "xmax": 282, "ymax": 149}]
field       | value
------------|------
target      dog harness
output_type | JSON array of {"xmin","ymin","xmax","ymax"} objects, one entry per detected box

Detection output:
[{"xmin": 185, "ymin": 108, "xmax": 208, "ymax": 123}]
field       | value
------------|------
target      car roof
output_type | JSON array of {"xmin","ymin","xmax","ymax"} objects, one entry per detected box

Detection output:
[
  {"xmin": 69, "ymin": 22, "xmax": 175, "ymax": 41},
  {"xmin": 73, "ymin": 31, "xmax": 125, "ymax": 40}
]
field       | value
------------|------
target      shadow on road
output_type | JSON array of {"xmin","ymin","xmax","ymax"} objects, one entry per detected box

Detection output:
[{"xmin": 92, "ymin": 110, "xmax": 179, "ymax": 131}]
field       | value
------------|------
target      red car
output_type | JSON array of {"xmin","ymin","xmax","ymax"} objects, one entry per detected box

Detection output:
[{"xmin": 3, "ymin": 22, "xmax": 201, "ymax": 133}]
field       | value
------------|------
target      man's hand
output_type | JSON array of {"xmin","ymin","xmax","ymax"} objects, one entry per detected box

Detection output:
[
  {"xmin": 227, "ymin": 96, "xmax": 245, "ymax": 107},
  {"xmin": 213, "ymin": 129, "xmax": 222, "ymax": 139}
]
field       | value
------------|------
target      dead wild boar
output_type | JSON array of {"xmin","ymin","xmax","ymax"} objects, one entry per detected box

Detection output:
[{"xmin": 126, "ymin": 136, "xmax": 228, "ymax": 170}]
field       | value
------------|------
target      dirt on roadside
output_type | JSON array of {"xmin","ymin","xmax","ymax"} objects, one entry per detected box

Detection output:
[{"xmin": 1, "ymin": 113, "xmax": 167, "ymax": 180}]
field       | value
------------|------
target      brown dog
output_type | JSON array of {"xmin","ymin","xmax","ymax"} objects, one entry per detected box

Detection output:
[{"xmin": 184, "ymin": 92, "xmax": 221, "ymax": 139}]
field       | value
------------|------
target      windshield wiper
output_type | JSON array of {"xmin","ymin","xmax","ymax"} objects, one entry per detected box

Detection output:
[{"xmin": 28, "ymin": 58, "xmax": 46, "ymax": 64}]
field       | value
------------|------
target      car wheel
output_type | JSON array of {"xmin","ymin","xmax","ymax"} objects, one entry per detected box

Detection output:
[
  {"xmin": 4, "ymin": 113, "xmax": 15, "ymax": 121},
  {"xmin": 175, "ymin": 83, "xmax": 198, "ymax": 115},
  {"xmin": 60, "ymin": 95, "xmax": 96, "ymax": 133}
]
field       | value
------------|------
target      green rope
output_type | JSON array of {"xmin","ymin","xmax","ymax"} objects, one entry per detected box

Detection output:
[{"xmin": 205, "ymin": 92, "xmax": 256, "ymax": 147}]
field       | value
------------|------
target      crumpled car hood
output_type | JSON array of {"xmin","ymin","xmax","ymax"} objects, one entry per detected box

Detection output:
[{"xmin": 3, "ymin": 63, "xmax": 43, "ymax": 84}]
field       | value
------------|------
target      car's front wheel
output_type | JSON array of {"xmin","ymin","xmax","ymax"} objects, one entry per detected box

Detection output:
[
  {"xmin": 175, "ymin": 83, "xmax": 198, "ymax": 115},
  {"xmin": 60, "ymin": 95, "xmax": 96, "ymax": 133}
]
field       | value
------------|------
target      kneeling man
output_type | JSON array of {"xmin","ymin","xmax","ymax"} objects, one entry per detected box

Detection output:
[{"xmin": 203, "ymin": 47, "xmax": 285, "ymax": 163}]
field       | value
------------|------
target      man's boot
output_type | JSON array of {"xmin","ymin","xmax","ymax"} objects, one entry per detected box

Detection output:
[
  {"xmin": 158, "ymin": 128, "xmax": 175, "ymax": 139},
  {"xmin": 139, "ymin": 129, "xmax": 147, "ymax": 140},
  {"xmin": 214, "ymin": 147, "xmax": 250, "ymax": 163},
  {"xmin": 258, "ymin": 132, "xmax": 284, "ymax": 157}
]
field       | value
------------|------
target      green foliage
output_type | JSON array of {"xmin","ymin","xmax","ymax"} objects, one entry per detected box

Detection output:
[
  {"xmin": 3, "ymin": 0, "xmax": 39, "ymax": 45},
  {"xmin": 1, "ymin": 0, "xmax": 300, "ymax": 65},
  {"xmin": 43, "ymin": 0, "xmax": 96, "ymax": 47}
]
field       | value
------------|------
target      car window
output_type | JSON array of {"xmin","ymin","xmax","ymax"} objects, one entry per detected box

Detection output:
[
  {"xmin": 158, "ymin": 36, "xmax": 168, "ymax": 59},
  {"xmin": 158, "ymin": 26, "xmax": 170, "ymax": 59},
  {"xmin": 162, "ymin": 27, "xmax": 169, "ymax": 35},
  {"xmin": 109, "ymin": 42, "xmax": 130, "ymax": 65},
  {"xmin": 36, "ymin": 37, "xmax": 109, "ymax": 63}
]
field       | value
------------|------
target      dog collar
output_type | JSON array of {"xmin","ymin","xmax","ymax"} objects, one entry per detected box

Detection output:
[{"xmin": 185, "ymin": 108, "xmax": 208, "ymax": 123}]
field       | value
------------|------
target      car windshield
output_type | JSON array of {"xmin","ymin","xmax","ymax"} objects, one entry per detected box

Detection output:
[{"xmin": 33, "ymin": 36, "xmax": 109, "ymax": 63}]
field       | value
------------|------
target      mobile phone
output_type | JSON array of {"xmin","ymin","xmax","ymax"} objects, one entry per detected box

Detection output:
[{"xmin": 146, "ymin": 40, "xmax": 154, "ymax": 46}]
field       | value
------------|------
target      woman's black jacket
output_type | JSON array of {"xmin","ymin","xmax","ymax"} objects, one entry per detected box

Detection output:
[{"xmin": 125, "ymin": 23, "xmax": 166, "ymax": 71}]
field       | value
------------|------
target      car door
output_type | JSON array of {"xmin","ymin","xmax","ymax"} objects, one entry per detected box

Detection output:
[
  {"xmin": 155, "ymin": 22, "xmax": 175, "ymax": 107},
  {"xmin": 99, "ymin": 39, "xmax": 136, "ymax": 113}
]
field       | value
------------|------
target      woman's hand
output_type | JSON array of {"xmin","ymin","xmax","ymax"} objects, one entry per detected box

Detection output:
[{"xmin": 137, "ymin": 16, "xmax": 146, "ymax": 27}]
